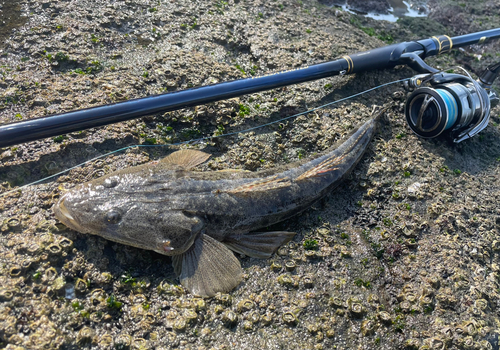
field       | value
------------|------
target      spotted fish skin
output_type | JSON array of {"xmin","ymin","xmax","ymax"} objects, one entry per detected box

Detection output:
[{"xmin": 54, "ymin": 114, "xmax": 380, "ymax": 297}]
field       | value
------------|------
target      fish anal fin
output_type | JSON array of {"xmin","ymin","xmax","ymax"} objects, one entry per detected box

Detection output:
[
  {"xmin": 226, "ymin": 176, "xmax": 291, "ymax": 196},
  {"xmin": 225, "ymin": 231, "xmax": 296, "ymax": 259},
  {"xmin": 172, "ymin": 234, "xmax": 242, "ymax": 297},
  {"xmin": 161, "ymin": 149, "xmax": 211, "ymax": 169}
]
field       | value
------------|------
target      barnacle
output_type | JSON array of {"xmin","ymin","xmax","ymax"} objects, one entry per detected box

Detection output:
[
  {"xmin": 215, "ymin": 293, "xmax": 233, "ymax": 306},
  {"xmin": 378, "ymin": 311, "xmax": 392, "ymax": 324},
  {"xmin": 59, "ymin": 237, "xmax": 74, "ymax": 249},
  {"xmin": 246, "ymin": 310, "xmax": 260, "ymax": 323},
  {"xmin": 9, "ymin": 266, "xmax": 22, "ymax": 277},
  {"xmin": 361, "ymin": 320, "xmax": 377, "ymax": 336},
  {"xmin": 329, "ymin": 296, "xmax": 345, "ymax": 309},
  {"xmin": 278, "ymin": 273, "xmax": 297, "ymax": 288},
  {"xmin": 173, "ymin": 317, "xmax": 188, "ymax": 332},
  {"xmin": 44, "ymin": 267, "xmax": 58, "ymax": 282},
  {"xmin": 237, "ymin": 299, "xmax": 255, "ymax": 313},
  {"xmin": 261, "ymin": 313, "xmax": 273, "ymax": 326},
  {"xmin": 221, "ymin": 310, "xmax": 238, "ymax": 327},
  {"xmin": 184, "ymin": 309, "xmax": 198, "ymax": 324},
  {"xmin": 302, "ymin": 275, "xmax": 314, "ymax": 288},
  {"xmin": 474, "ymin": 299, "xmax": 488, "ymax": 311},
  {"xmin": 348, "ymin": 298, "xmax": 365, "ymax": 318},
  {"xmin": 403, "ymin": 338, "xmax": 420, "ymax": 349},
  {"xmin": 114, "ymin": 334, "xmax": 132, "ymax": 348},
  {"xmin": 271, "ymin": 261, "xmax": 283, "ymax": 271},
  {"xmin": 76, "ymin": 327, "xmax": 94, "ymax": 345},
  {"xmin": 304, "ymin": 250, "xmax": 316, "ymax": 259},
  {"xmin": 46, "ymin": 243, "xmax": 62, "ymax": 255},
  {"xmin": 74, "ymin": 278, "xmax": 88, "ymax": 293},
  {"xmin": 282, "ymin": 311, "xmax": 298, "ymax": 326},
  {"xmin": 425, "ymin": 337, "xmax": 445, "ymax": 350},
  {"xmin": 243, "ymin": 320, "xmax": 253, "ymax": 331},
  {"xmin": 285, "ymin": 260, "xmax": 296, "ymax": 271}
]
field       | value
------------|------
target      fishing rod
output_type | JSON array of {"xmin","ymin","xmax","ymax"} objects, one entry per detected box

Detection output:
[{"xmin": 0, "ymin": 28, "xmax": 500, "ymax": 148}]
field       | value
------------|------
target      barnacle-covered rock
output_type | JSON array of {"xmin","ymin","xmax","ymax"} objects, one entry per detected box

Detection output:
[{"xmin": 0, "ymin": 1, "xmax": 495, "ymax": 349}]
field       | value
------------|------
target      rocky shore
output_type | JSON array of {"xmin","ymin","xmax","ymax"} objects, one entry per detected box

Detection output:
[{"xmin": 1, "ymin": 0, "xmax": 500, "ymax": 349}]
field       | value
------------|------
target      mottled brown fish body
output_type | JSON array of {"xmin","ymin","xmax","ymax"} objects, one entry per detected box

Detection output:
[
  {"xmin": 54, "ymin": 115, "xmax": 379, "ymax": 296},
  {"xmin": 180, "ymin": 118, "xmax": 377, "ymax": 239}
]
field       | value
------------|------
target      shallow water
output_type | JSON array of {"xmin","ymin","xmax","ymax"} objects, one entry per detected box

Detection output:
[{"xmin": 342, "ymin": 0, "xmax": 427, "ymax": 22}]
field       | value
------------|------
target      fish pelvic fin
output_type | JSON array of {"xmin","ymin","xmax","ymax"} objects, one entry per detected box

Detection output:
[
  {"xmin": 172, "ymin": 233, "xmax": 242, "ymax": 297},
  {"xmin": 224, "ymin": 231, "xmax": 296, "ymax": 259},
  {"xmin": 225, "ymin": 175, "xmax": 291, "ymax": 196},
  {"xmin": 161, "ymin": 149, "xmax": 211, "ymax": 169}
]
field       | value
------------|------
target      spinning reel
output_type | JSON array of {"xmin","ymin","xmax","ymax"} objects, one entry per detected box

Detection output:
[{"xmin": 404, "ymin": 62, "xmax": 500, "ymax": 142}]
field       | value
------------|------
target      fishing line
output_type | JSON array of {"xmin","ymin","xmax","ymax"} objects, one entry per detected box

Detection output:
[{"xmin": 0, "ymin": 78, "xmax": 410, "ymax": 198}]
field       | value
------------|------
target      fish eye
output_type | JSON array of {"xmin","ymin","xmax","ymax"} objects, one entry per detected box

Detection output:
[
  {"xmin": 105, "ymin": 211, "xmax": 121, "ymax": 224},
  {"xmin": 103, "ymin": 178, "xmax": 119, "ymax": 188}
]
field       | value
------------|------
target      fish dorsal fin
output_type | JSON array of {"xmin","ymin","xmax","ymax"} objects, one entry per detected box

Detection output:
[
  {"xmin": 171, "ymin": 234, "xmax": 242, "ymax": 297},
  {"xmin": 161, "ymin": 149, "xmax": 211, "ymax": 169}
]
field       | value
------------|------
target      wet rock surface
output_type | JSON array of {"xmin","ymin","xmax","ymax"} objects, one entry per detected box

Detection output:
[{"xmin": 1, "ymin": 0, "xmax": 500, "ymax": 349}]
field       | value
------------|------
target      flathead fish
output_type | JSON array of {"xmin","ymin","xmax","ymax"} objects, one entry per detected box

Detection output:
[{"xmin": 54, "ymin": 114, "xmax": 380, "ymax": 297}]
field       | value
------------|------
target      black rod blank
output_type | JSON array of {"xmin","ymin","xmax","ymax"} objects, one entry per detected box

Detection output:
[{"xmin": 1, "ymin": 28, "xmax": 499, "ymax": 148}]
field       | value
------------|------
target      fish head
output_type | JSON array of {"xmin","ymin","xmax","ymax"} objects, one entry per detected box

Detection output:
[{"xmin": 53, "ymin": 174, "xmax": 204, "ymax": 256}]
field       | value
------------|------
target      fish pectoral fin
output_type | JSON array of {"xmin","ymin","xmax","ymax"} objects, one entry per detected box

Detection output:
[
  {"xmin": 171, "ymin": 234, "xmax": 242, "ymax": 297},
  {"xmin": 224, "ymin": 231, "xmax": 296, "ymax": 259},
  {"xmin": 161, "ymin": 149, "xmax": 211, "ymax": 170}
]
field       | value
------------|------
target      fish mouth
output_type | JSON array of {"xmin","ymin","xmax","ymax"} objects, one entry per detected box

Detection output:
[{"xmin": 54, "ymin": 196, "xmax": 87, "ymax": 233}]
